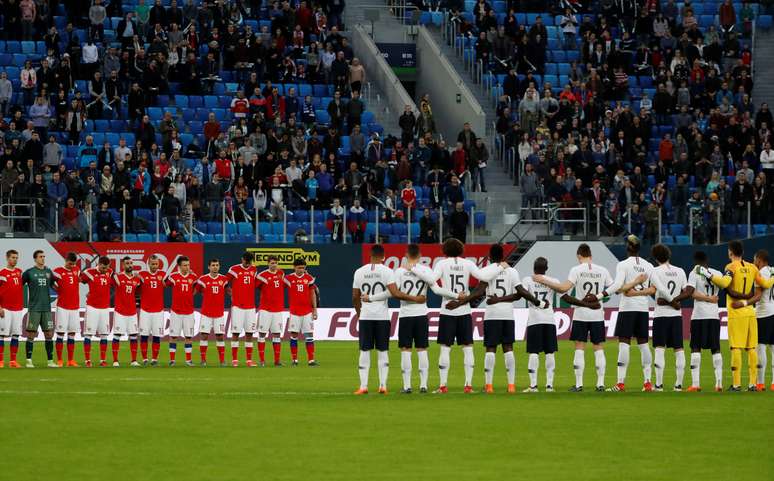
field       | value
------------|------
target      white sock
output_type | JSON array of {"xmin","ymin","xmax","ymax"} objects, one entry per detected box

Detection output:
[
  {"xmin": 712, "ymin": 352, "xmax": 723, "ymax": 387},
  {"xmin": 462, "ymin": 346, "xmax": 475, "ymax": 387},
  {"xmin": 757, "ymin": 344, "xmax": 767, "ymax": 385},
  {"xmin": 484, "ymin": 351, "xmax": 495, "ymax": 385},
  {"xmin": 358, "ymin": 351, "xmax": 370, "ymax": 389},
  {"xmin": 617, "ymin": 342, "xmax": 630, "ymax": 384},
  {"xmin": 504, "ymin": 351, "xmax": 516, "ymax": 385},
  {"xmin": 545, "ymin": 353, "xmax": 555, "ymax": 387},
  {"xmin": 377, "ymin": 350, "xmax": 389, "ymax": 389},
  {"xmin": 675, "ymin": 350, "xmax": 685, "ymax": 387},
  {"xmin": 400, "ymin": 351, "xmax": 412, "ymax": 390},
  {"xmin": 639, "ymin": 343, "xmax": 652, "ymax": 382},
  {"xmin": 690, "ymin": 352, "xmax": 702, "ymax": 388},
  {"xmin": 594, "ymin": 349, "xmax": 606, "ymax": 387},
  {"xmin": 528, "ymin": 353, "xmax": 539, "ymax": 387},
  {"xmin": 573, "ymin": 349, "xmax": 585, "ymax": 387},
  {"xmin": 438, "ymin": 345, "xmax": 451, "ymax": 386},
  {"xmin": 417, "ymin": 350, "xmax": 429, "ymax": 389},
  {"xmin": 655, "ymin": 347, "xmax": 665, "ymax": 386}
]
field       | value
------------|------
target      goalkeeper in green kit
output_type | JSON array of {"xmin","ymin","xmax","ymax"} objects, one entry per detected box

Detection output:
[{"xmin": 22, "ymin": 250, "xmax": 58, "ymax": 368}]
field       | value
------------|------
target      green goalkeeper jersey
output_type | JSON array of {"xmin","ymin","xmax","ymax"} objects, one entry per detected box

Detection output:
[{"xmin": 22, "ymin": 266, "xmax": 54, "ymax": 312}]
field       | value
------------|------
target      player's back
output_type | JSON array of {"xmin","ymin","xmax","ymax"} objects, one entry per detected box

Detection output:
[
  {"xmin": 483, "ymin": 267, "xmax": 521, "ymax": 320},
  {"xmin": 394, "ymin": 265, "xmax": 430, "ymax": 317},
  {"xmin": 522, "ymin": 275, "xmax": 558, "ymax": 325},
  {"xmin": 688, "ymin": 266, "xmax": 721, "ymax": 320},
  {"xmin": 434, "ymin": 257, "xmax": 477, "ymax": 316},
  {"xmin": 0, "ymin": 267, "xmax": 23, "ymax": 311},
  {"xmin": 724, "ymin": 260, "xmax": 759, "ymax": 316},
  {"xmin": 617, "ymin": 256, "xmax": 654, "ymax": 311},
  {"xmin": 568, "ymin": 262, "xmax": 612, "ymax": 321},
  {"xmin": 756, "ymin": 266, "xmax": 774, "ymax": 320},
  {"xmin": 652, "ymin": 263, "xmax": 687, "ymax": 317},
  {"xmin": 354, "ymin": 263, "xmax": 393, "ymax": 320}
]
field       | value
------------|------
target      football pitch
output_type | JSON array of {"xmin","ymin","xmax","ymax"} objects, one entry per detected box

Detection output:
[{"xmin": 3, "ymin": 341, "xmax": 773, "ymax": 481}]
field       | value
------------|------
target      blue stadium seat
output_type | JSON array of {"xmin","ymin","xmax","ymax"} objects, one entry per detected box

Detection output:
[{"xmin": 237, "ymin": 222, "xmax": 253, "ymax": 234}]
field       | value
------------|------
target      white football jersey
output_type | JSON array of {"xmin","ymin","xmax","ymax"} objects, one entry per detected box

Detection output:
[
  {"xmin": 756, "ymin": 266, "xmax": 774, "ymax": 318},
  {"xmin": 567, "ymin": 262, "xmax": 613, "ymax": 322},
  {"xmin": 522, "ymin": 275, "xmax": 558, "ymax": 326},
  {"xmin": 609, "ymin": 256, "xmax": 654, "ymax": 312},
  {"xmin": 432, "ymin": 258, "xmax": 503, "ymax": 316},
  {"xmin": 394, "ymin": 265, "xmax": 431, "ymax": 317},
  {"xmin": 352, "ymin": 263, "xmax": 394, "ymax": 320},
  {"xmin": 482, "ymin": 267, "xmax": 522, "ymax": 321},
  {"xmin": 688, "ymin": 266, "xmax": 721, "ymax": 320},
  {"xmin": 651, "ymin": 263, "xmax": 687, "ymax": 318}
]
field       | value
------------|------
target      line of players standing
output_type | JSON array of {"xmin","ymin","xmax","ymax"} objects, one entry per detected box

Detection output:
[
  {"xmin": 0, "ymin": 250, "xmax": 319, "ymax": 369},
  {"xmin": 352, "ymin": 237, "xmax": 774, "ymax": 394}
]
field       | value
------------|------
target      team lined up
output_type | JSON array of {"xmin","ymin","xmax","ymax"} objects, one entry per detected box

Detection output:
[
  {"xmin": 0, "ymin": 251, "xmax": 318, "ymax": 368},
  {"xmin": 351, "ymin": 238, "xmax": 774, "ymax": 394}
]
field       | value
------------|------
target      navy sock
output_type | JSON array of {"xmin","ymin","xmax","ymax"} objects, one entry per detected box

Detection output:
[
  {"xmin": 26, "ymin": 340, "xmax": 33, "ymax": 359},
  {"xmin": 44, "ymin": 339, "xmax": 53, "ymax": 361}
]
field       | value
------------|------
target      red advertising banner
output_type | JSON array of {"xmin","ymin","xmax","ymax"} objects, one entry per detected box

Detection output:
[
  {"xmin": 52, "ymin": 242, "xmax": 204, "ymax": 275},
  {"xmin": 361, "ymin": 243, "xmax": 515, "ymax": 269}
]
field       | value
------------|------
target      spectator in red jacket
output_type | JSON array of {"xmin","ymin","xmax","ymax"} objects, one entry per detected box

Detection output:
[{"xmin": 204, "ymin": 112, "xmax": 221, "ymax": 141}]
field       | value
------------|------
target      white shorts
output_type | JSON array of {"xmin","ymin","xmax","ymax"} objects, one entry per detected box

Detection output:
[
  {"xmin": 139, "ymin": 310, "xmax": 165, "ymax": 337},
  {"xmin": 169, "ymin": 311, "xmax": 195, "ymax": 338},
  {"xmin": 113, "ymin": 313, "xmax": 139, "ymax": 336},
  {"xmin": 288, "ymin": 313, "xmax": 314, "ymax": 334},
  {"xmin": 84, "ymin": 306, "xmax": 110, "ymax": 336},
  {"xmin": 230, "ymin": 307, "xmax": 257, "ymax": 334},
  {"xmin": 0, "ymin": 309, "xmax": 24, "ymax": 336},
  {"xmin": 200, "ymin": 315, "xmax": 227, "ymax": 335},
  {"xmin": 55, "ymin": 307, "xmax": 81, "ymax": 333},
  {"xmin": 258, "ymin": 310, "xmax": 284, "ymax": 335}
]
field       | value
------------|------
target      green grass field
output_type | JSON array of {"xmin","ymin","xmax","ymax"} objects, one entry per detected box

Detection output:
[{"xmin": 3, "ymin": 340, "xmax": 773, "ymax": 481}]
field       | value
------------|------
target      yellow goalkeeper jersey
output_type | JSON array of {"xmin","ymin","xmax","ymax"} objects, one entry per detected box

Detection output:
[{"xmin": 711, "ymin": 260, "xmax": 774, "ymax": 317}]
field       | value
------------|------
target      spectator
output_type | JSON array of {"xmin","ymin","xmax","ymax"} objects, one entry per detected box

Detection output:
[
  {"xmin": 449, "ymin": 201, "xmax": 469, "ymax": 243},
  {"xmin": 419, "ymin": 208, "xmax": 438, "ymax": 244}
]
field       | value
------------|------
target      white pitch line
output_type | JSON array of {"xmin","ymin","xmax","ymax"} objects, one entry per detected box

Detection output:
[{"xmin": 0, "ymin": 390, "xmax": 352, "ymax": 397}]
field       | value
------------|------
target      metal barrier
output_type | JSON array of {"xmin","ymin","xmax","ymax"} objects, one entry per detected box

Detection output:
[{"xmin": 547, "ymin": 206, "xmax": 587, "ymax": 238}]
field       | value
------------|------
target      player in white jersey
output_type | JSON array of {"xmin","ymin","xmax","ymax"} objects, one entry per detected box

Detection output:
[
  {"xmin": 365, "ymin": 244, "xmax": 460, "ymax": 394},
  {"xmin": 649, "ymin": 244, "xmax": 690, "ymax": 391},
  {"xmin": 419, "ymin": 239, "xmax": 507, "ymax": 394},
  {"xmin": 604, "ymin": 236, "xmax": 657, "ymax": 392},
  {"xmin": 684, "ymin": 250, "xmax": 723, "ymax": 392},
  {"xmin": 353, "ymin": 244, "xmax": 425, "ymax": 395},
  {"xmin": 446, "ymin": 244, "xmax": 543, "ymax": 393},
  {"xmin": 535, "ymin": 243, "xmax": 615, "ymax": 392},
  {"xmin": 753, "ymin": 250, "xmax": 774, "ymax": 391}
]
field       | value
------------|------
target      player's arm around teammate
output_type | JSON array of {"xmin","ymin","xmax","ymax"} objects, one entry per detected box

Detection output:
[{"xmin": 81, "ymin": 256, "xmax": 113, "ymax": 367}]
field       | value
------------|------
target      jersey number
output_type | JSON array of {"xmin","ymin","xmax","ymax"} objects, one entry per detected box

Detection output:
[
  {"xmin": 667, "ymin": 280, "xmax": 677, "ymax": 296},
  {"xmin": 211, "ymin": 286, "xmax": 220, "ymax": 294},
  {"xmin": 361, "ymin": 282, "xmax": 386, "ymax": 296},
  {"xmin": 582, "ymin": 282, "xmax": 599, "ymax": 296},
  {"xmin": 449, "ymin": 274, "xmax": 465, "ymax": 293},
  {"xmin": 402, "ymin": 279, "xmax": 426, "ymax": 296},
  {"xmin": 704, "ymin": 283, "xmax": 715, "ymax": 296},
  {"xmin": 494, "ymin": 278, "xmax": 508, "ymax": 297}
]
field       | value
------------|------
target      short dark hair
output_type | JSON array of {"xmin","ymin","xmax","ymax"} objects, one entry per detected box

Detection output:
[
  {"xmin": 370, "ymin": 244, "xmax": 385, "ymax": 258},
  {"xmin": 576, "ymin": 243, "xmax": 591, "ymax": 258},
  {"xmin": 242, "ymin": 252, "xmax": 253, "ymax": 263},
  {"xmin": 755, "ymin": 249, "xmax": 769, "ymax": 264},
  {"xmin": 442, "ymin": 238, "xmax": 464, "ymax": 257},
  {"xmin": 489, "ymin": 244, "xmax": 504, "ymax": 263},
  {"xmin": 534, "ymin": 256, "xmax": 548, "ymax": 275},
  {"xmin": 177, "ymin": 256, "xmax": 190, "ymax": 265},
  {"xmin": 66, "ymin": 252, "xmax": 77, "ymax": 263},
  {"xmin": 209, "ymin": 258, "xmax": 220, "ymax": 265},
  {"xmin": 293, "ymin": 257, "xmax": 306, "ymax": 267},
  {"xmin": 693, "ymin": 251, "xmax": 708, "ymax": 264},
  {"xmin": 98, "ymin": 256, "xmax": 110, "ymax": 266},
  {"xmin": 267, "ymin": 255, "xmax": 278, "ymax": 262},
  {"xmin": 729, "ymin": 240, "xmax": 743, "ymax": 257},
  {"xmin": 651, "ymin": 244, "xmax": 671, "ymax": 264},
  {"xmin": 6, "ymin": 249, "xmax": 18, "ymax": 258},
  {"xmin": 406, "ymin": 243, "xmax": 421, "ymax": 259},
  {"xmin": 33, "ymin": 250, "xmax": 44, "ymax": 260}
]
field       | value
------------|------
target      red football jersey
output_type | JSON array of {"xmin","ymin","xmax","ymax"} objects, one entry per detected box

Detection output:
[
  {"xmin": 257, "ymin": 269, "xmax": 285, "ymax": 312},
  {"xmin": 166, "ymin": 271, "xmax": 197, "ymax": 315},
  {"xmin": 53, "ymin": 266, "xmax": 81, "ymax": 310},
  {"xmin": 285, "ymin": 272, "xmax": 316, "ymax": 315},
  {"xmin": 227, "ymin": 264, "xmax": 258, "ymax": 309},
  {"xmin": 0, "ymin": 267, "xmax": 24, "ymax": 311},
  {"xmin": 81, "ymin": 267, "xmax": 113, "ymax": 309},
  {"xmin": 197, "ymin": 274, "xmax": 229, "ymax": 317},
  {"xmin": 113, "ymin": 272, "xmax": 141, "ymax": 316},
  {"xmin": 138, "ymin": 270, "xmax": 166, "ymax": 313}
]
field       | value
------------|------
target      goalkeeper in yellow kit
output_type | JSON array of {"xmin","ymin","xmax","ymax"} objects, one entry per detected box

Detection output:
[{"xmin": 697, "ymin": 241, "xmax": 774, "ymax": 391}]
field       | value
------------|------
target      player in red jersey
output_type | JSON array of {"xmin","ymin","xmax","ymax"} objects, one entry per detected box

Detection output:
[
  {"xmin": 0, "ymin": 250, "xmax": 24, "ymax": 368},
  {"xmin": 196, "ymin": 258, "xmax": 230, "ymax": 366},
  {"xmin": 166, "ymin": 256, "xmax": 197, "ymax": 366},
  {"xmin": 113, "ymin": 256, "xmax": 141, "ymax": 367},
  {"xmin": 257, "ymin": 255, "xmax": 286, "ymax": 366},
  {"xmin": 227, "ymin": 252, "xmax": 259, "ymax": 367},
  {"xmin": 53, "ymin": 252, "xmax": 81, "ymax": 367},
  {"xmin": 81, "ymin": 256, "xmax": 113, "ymax": 367},
  {"xmin": 138, "ymin": 255, "xmax": 167, "ymax": 366},
  {"xmin": 285, "ymin": 258, "xmax": 318, "ymax": 366}
]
